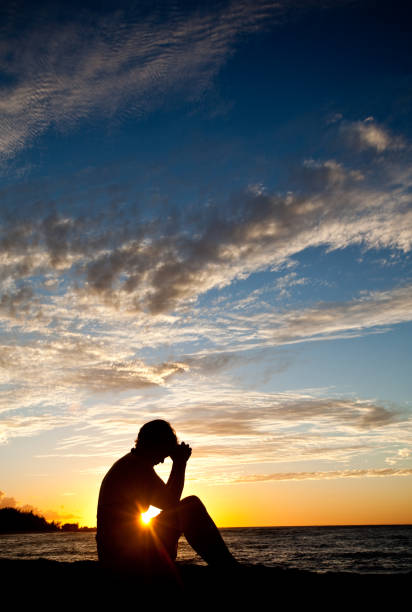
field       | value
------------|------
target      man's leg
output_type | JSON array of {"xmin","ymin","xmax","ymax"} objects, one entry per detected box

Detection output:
[
  {"xmin": 153, "ymin": 496, "xmax": 237, "ymax": 567},
  {"xmin": 149, "ymin": 508, "xmax": 181, "ymax": 564}
]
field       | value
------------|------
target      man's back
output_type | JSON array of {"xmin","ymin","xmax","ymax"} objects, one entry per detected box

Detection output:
[{"xmin": 96, "ymin": 451, "xmax": 163, "ymax": 564}]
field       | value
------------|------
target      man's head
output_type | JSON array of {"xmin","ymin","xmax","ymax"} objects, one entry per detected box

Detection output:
[{"xmin": 135, "ymin": 419, "xmax": 178, "ymax": 464}]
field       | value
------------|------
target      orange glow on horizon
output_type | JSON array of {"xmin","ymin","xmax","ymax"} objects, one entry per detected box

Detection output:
[{"xmin": 23, "ymin": 474, "xmax": 412, "ymax": 529}]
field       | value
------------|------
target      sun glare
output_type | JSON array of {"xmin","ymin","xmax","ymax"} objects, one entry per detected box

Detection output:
[{"xmin": 140, "ymin": 506, "xmax": 161, "ymax": 525}]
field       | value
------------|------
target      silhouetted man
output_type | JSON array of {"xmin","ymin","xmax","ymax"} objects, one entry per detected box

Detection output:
[{"xmin": 97, "ymin": 419, "xmax": 237, "ymax": 573}]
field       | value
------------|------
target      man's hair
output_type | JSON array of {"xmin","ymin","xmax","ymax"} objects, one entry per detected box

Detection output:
[{"xmin": 135, "ymin": 419, "xmax": 177, "ymax": 449}]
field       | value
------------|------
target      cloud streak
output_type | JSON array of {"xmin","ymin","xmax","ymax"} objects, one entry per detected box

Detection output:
[
  {"xmin": 254, "ymin": 284, "xmax": 412, "ymax": 345},
  {"xmin": 0, "ymin": 0, "xmax": 279, "ymax": 159},
  {"xmin": 65, "ymin": 359, "xmax": 189, "ymax": 391},
  {"xmin": 339, "ymin": 117, "xmax": 406, "ymax": 153},
  {"xmin": 1, "ymin": 150, "xmax": 410, "ymax": 320},
  {"xmin": 235, "ymin": 468, "xmax": 412, "ymax": 482}
]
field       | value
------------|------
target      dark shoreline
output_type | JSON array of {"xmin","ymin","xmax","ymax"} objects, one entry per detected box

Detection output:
[{"xmin": 1, "ymin": 559, "xmax": 410, "ymax": 606}]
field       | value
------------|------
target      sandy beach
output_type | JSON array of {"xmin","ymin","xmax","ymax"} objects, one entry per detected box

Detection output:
[{"xmin": 1, "ymin": 559, "xmax": 410, "ymax": 607}]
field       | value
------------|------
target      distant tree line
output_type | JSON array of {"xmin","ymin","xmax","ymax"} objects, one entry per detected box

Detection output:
[{"xmin": 0, "ymin": 507, "xmax": 96, "ymax": 533}]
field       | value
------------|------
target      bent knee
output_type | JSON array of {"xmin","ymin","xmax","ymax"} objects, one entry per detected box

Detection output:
[{"xmin": 180, "ymin": 495, "xmax": 204, "ymax": 508}]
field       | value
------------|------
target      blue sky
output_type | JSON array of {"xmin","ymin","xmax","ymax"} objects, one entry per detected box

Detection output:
[{"xmin": 0, "ymin": 0, "xmax": 411, "ymax": 525}]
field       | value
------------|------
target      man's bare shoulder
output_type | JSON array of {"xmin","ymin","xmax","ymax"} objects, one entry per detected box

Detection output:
[
  {"xmin": 105, "ymin": 451, "xmax": 153, "ymax": 478},
  {"xmin": 98, "ymin": 451, "xmax": 154, "ymax": 500}
]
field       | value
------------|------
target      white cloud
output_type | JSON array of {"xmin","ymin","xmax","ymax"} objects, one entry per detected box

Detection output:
[
  {"xmin": 5, "ymin": 370, "xmax": 405, "ymax": 485},
  {"xmin": 1, "ymin": 281, "xmax": 412, "ymax": 450},
  {"xmin": 64, "ymin": 359, "xmax": 189, "ymax": 391},
  {"xmin": 385, "ymin": 447, "xmax": 412, "ymax": 465},
  {"xmin": 28, "ymin": 379, "xmax": 410, "ymax": 461},
  {"xmin": 274, "ymin": 272, "xmax": 308, "ymax": 298},
  {"xmin": 72, "ymin": 160, "xmax": 412, "ymax": 313},
  {"xmin": 340, "ymin": 118, "xmax": 405, "ymax": 153},
  {"xmin": 234, "ymin": 468, "xmax": 412, "ymax": 482},
  {"xmin": 0, "ymin": 144, "xmax": 411, "ymax": 318},
  {"xmin": 0, "ymin": 1, "xmax": 280, "ymax": 159},
  {"xmin": 256, "ymin": 284, "xmax": 412, "ymax": 345},
  {"xmin": 0, "ymin": 115, "xmax": 411, "ymax": 492}
]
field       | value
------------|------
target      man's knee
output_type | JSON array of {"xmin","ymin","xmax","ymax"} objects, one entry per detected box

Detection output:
[
  {"xmin": 179, "ymin": 496, "xmax": 207, "ymax": 518},
  {"xmin": 180, "ymin": 495, "xmax": 204, "ymax": 508},
  {"xmin": 177, "ymin": 496, "xmax": 208, "ymax": 531}
]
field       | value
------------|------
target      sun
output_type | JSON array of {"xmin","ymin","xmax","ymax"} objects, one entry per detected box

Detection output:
[{"xmin": 140, "ymin": 505, "xmax": 161, "ymax": 525}]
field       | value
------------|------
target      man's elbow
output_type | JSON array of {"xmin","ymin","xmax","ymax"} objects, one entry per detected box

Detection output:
[
  {"xmin": 162, "ymin": 497, "xmax": 179, "ymax": 510},
  {"xmin": 159, "ymin": 492, "xmax": 180, "ymax": 510}
]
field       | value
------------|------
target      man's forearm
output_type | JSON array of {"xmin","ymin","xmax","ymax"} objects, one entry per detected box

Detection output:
[{"xmin": 164, "ymin": 460, "xmax": 187, "ymax": 506}]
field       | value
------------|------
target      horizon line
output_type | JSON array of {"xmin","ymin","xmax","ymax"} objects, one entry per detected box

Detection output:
[{"xmin": 72, "ymin": 522, "xmax": 412, "ymax": 530}]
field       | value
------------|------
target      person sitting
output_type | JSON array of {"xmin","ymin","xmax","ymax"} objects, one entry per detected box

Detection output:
[{"xmin": 96, "ymin": 419, "xmax": 237, "ymax": 574}]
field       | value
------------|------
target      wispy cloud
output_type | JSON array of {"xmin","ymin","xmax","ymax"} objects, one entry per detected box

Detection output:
[
  {"xmin": 0, "ymin": 0, "xmax": 279, "ymax": 160},
  {"xmin": 0, "ymin": 117, "xmax": 411, "ymax": 492},
  {"xmin": 253, "ymin": 284, "xmax": 412, "ymax": 345},
  {"xmin": 234, "ymin": 468, "xmax": 412, "ymax": 482},
  {"xmin": 1, "ymin": 280, "xmax": 412, "ymax": 449},
  {"xmin": 30, "ymin": 380, "xmax": 412, "ymax": 471},
  {"xmin": 273, "ymin": 271, "xmax": 308, "ymax": 299},
  {"xmin": 64, "ymin": 359, "xmax": 188, "ymax": 391},
  {"xmin": 339, "ymin": 117, "xmax": 406, "ymax": 153},
  {"xmin": 1, "ymin": 144, "xmax": 410, "ymax": 317}
]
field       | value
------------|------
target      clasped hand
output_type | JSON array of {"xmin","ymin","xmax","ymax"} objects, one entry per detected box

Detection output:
[{"xmin": 170, "ymin": 441, "xmax": 192, "ymax": 463}]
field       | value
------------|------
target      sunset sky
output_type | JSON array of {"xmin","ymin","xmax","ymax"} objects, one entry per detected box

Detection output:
[{"xmin": 0, "ymin": 0, "xmax": 411, "ymax": 528}]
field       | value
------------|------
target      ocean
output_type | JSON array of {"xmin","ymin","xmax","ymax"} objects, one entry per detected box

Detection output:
[{"xmin": 1, "ymin": 525, "xmax": 411, "ymax": 574}]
